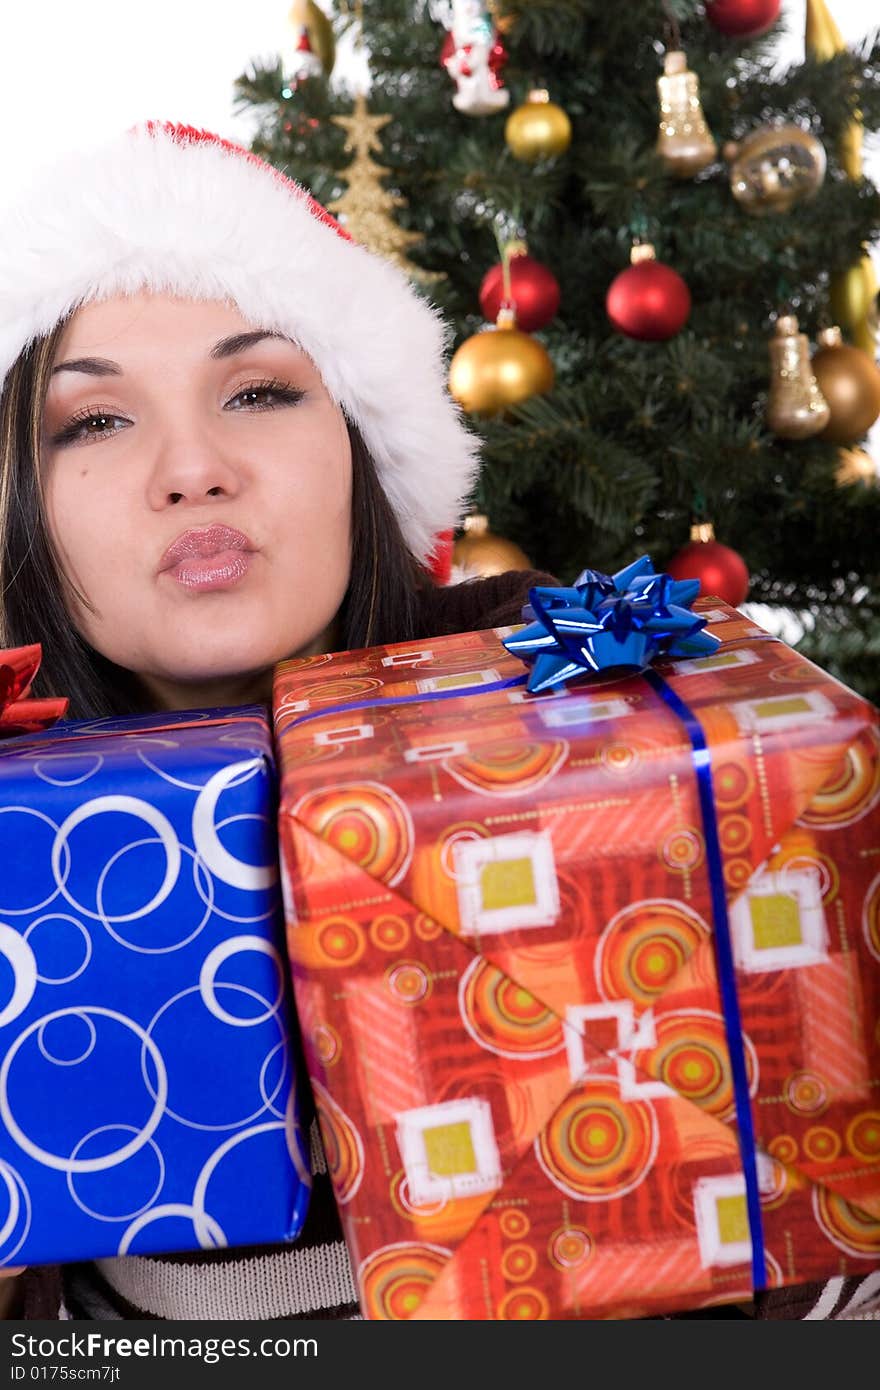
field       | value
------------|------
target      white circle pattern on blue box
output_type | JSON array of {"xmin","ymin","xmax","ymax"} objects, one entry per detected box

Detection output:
[{"xmin": 0, "ymin": 710, "xmax": 310, "ymax": 1266}]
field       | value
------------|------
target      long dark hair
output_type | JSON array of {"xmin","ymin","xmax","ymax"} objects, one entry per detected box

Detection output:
[{"xmin": 0, "ymin": 324, "xmax": 427, "ymax": 719}]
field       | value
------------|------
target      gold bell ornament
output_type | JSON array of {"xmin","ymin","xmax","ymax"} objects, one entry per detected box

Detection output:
[
  {"xmin": 452, "ymin": 514, "xmax": 531, "ymax": 578},
  {"xmin": 448, "ymin": 307, "xmax": 555, "ymax": 415},
  {"xmin": 725, "ymin": 123, "xmax": 826, "ymax": 216},
  {"xmin": 505, "ymin": 89, "xmax": 572, "ymax": 163},
  {"xmin": 765, "ymin": 315, "xmax": 831, "ymax": 440},
  {"xmin": 656, "ymin": 50, "xmax": 718, "ymax": 178},
  {"xmin": 811, "ymin": 326, "xmax": 880, "ymax": 444}
]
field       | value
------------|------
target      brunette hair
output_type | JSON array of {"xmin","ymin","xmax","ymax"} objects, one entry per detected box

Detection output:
[{"xmin": 0, "ymin": 323, "xmax": 427, "ymax": 720}]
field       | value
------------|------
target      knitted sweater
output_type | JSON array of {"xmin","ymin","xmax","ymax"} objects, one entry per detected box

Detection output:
[{"xmin": 13, "ymin": 570, "xmax": 880, "ymax": 1322}]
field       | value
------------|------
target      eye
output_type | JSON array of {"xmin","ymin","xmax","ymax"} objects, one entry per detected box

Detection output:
[
  {"xmin": 226, "ymin": 379, "xmax": 306, "ymax": 411},
  {"xmin": 50, "ymin": 408, "xmax": 132, "ymax": 448}
]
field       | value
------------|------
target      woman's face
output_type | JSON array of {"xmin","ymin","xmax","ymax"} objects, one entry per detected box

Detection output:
[{"xmin": 41, "ymin": 293, "xmax": 352, "ymax": 709}]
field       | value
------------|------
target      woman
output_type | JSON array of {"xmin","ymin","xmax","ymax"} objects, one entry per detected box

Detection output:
[{"xmin": 0, "ymin": 120, "xmax": 556, "ymax": 1320}]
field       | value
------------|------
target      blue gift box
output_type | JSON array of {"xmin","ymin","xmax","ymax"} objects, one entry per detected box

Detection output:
[{"xmin": 0, "ymin": 707, "xmax": 310, "ymax": 1267}]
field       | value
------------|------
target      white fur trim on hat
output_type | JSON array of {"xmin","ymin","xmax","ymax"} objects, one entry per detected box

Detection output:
[{"xmin": 0, "ymin": 123, "xmax": 480, "ymax": 563}]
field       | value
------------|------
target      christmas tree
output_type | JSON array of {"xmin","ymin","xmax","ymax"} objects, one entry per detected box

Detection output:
[{"xmin": 234, "ymin": 0, "xmax": 880, "ymax": 700}]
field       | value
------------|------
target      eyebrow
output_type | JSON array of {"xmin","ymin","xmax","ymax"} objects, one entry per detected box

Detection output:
[
  {"xmin": 51, "ymin": 356, "xmax": 122, "ymax": 378},
  {"xmin": 210, "ymin": 330, "xmax": 288, "ymax": 359},
  {"xmin": 51, "ymin": 330, "xmax": 288, "ymax": 377}
]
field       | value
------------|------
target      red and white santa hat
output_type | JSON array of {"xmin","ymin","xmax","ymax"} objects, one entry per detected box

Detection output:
[{"xmin": 0, "ymin": 122, "xmax": 479, "ymax": 566}]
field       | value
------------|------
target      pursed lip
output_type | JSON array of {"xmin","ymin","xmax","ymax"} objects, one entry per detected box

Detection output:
[{"xmin": 158, "ymin": 524, "xmax": 254, "ymax": 574}]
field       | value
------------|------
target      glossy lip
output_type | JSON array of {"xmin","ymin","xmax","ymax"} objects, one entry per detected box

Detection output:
[
  {"xmin": 159, "ymin": 524, "xmax": 254, "ymax": 573},
  {"xmin": 159, "ymin": 524, "xmax": 255, "ymax": 592}
]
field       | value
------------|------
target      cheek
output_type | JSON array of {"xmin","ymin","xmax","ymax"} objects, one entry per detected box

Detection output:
[
  {"xmin": 44, "ymin": 463, "xmax": 133, "ymax": 603},
  {"xmin": 44, "ymin": 467, "xmax": 82, "ymax": 574},
  {"xmin": 268, "ymin": 422, "xmax": 353, "ymax": 551}
]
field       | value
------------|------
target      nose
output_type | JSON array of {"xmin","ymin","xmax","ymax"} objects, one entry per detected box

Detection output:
[{"xmin": 147, "ymin": 428, "xmax": 242, "ymax": 510}]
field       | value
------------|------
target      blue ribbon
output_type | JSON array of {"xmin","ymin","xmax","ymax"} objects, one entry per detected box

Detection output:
[
  {"xmin": 278, "ymin": 674, "xmax": 527, "ymax": 736},
  {"xmin": 503, "ymin": 554, "xmax": 720, "ymax": 694},
  {"xmin": 643, "ymin": 668, "xmax": 766, "ymax": 1292}
]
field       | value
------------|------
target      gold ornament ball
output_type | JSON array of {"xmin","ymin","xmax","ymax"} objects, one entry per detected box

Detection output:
[
  {"xmin": 726, "ymin": 122, "xmax": 826, "ymax": 215},
  {"xmin": 812, "ymin": 327, "xmax": 880, "ymax": 443},
  {"xmin": 449, "ymin": 311, "xmax": 555, "ymax": 416},
  {"xmin": 453, "ymin": 515, "xmax": 531, "ymax": 577},
  {"xmin": 835, "ymin": 446, "xmax": 878, "ymax": 486},
  {"xmin": 505, "ymin": 89, "xmax": 572, "ymax": 163}
]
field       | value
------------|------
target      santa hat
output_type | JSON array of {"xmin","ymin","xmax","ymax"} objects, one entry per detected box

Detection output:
[{"xmin": 0, "ymin": 122, "xmax": 479, "ymax": 567}]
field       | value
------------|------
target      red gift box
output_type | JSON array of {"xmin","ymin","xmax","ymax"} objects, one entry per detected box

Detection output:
[{"xmin": 274, "ymin": 601, "xmax": 880, "ymax": 1319}]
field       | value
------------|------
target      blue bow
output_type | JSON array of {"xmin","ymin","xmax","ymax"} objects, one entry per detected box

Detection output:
[{"xmin": 503, "ymin": 555, "xmax": 720, "ymax": 694}]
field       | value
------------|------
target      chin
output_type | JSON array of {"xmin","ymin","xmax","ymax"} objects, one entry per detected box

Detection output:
[
  {"xmin": 226, "ymin": 615, "xmax": 334, "ymax": 658},
  {"xmin": 129, "ymin": 651, "xmax": 267, "ymax": 705},
  {"xmin": 163, "ymin": 637, "xmax": 305, "ymax": 681}
]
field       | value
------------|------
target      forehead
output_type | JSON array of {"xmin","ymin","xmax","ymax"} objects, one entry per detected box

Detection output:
[{"xmin": 56, "ymin": 293, "xmax": 260, "ymax": 353}]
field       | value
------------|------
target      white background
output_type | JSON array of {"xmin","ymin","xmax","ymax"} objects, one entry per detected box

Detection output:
[{"xmin": 0, "ymin": 1, "xmax": 874, "ymax": 203}]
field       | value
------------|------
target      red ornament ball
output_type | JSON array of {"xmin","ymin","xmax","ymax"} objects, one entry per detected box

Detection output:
[
  {"xmin": 666, "ymin": 538, "xmax": 750, "ymax": 607},
  {"xmin": 705, "ymin": 0, "xmax": 781, "ymax": 39},
  {"xmin": 606, "ymin": 259, "xmax": 691, "ymax": 342},
  {"xmin": 479, "ymin": 252, "xmax": 561, "ymax": 333},
  {"xmin": 427, "ymin": 529, "xmax": 454, "ymax": 585}
]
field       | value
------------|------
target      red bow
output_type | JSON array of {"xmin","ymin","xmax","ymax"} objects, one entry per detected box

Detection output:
[{"xmin": 0, "ymin": 645, "xmax": 68, "ymax": 738}]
